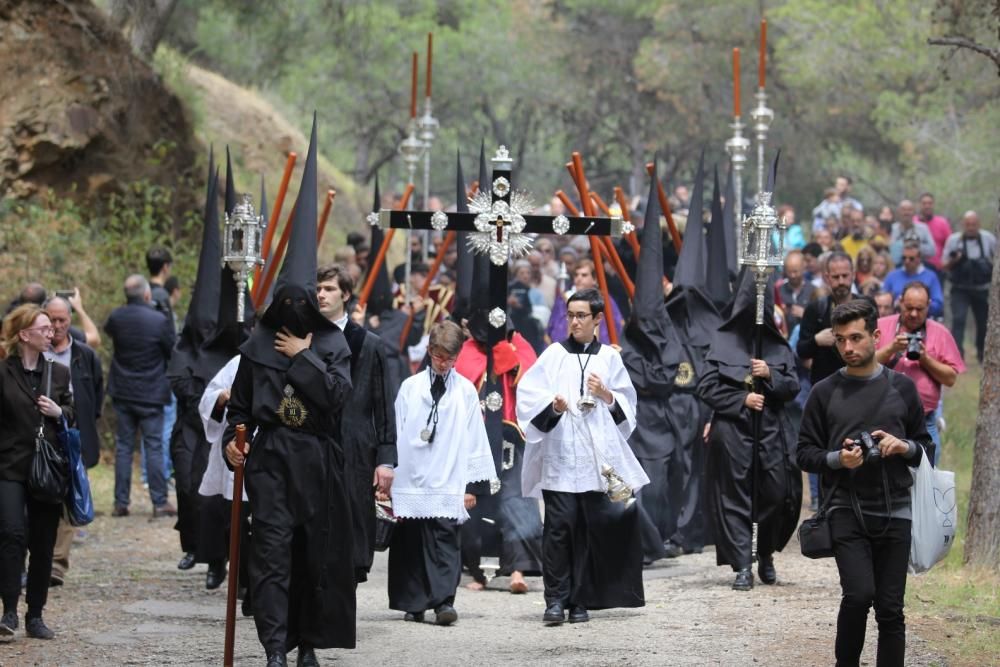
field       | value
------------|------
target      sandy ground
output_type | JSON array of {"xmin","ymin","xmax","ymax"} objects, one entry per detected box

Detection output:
[{"xmin": 0, "ymin": 490, "xmax": 947, "ymax": 667}]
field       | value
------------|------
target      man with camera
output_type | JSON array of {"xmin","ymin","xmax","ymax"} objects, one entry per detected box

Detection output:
[
  {"xmin": 942, "ymin": 210, "xmax": 995, "ymax": 365},
  {"xmin": 875, "ymin": 281, "xmax": 964, "ymax": 466},
  {"xmin": 797, "ymin": 298, "xmax": 931, "ymax": 667}
]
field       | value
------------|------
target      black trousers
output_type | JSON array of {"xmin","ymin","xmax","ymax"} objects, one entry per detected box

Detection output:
[
  {"xmin": 0, "ymin": 480, "xmax": 62, "ymax": 618},
  {"xmin": 950, "ymin": 286, "xmax": 989, "ymax": 364},
  {"xmin": 830, "ymin": 509, "xmax": 911, "ymax": 667},
  {"xmin": 387, "ymin": 518, "xmax": 460, "ymax": 613},
  {"xmin": 541, "ymin": 490, "xmax": 593, "ymax": 608}
]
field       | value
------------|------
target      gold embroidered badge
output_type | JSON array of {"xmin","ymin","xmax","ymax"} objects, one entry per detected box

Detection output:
[
  {"xmin": 277, "ymin": 384, "xmax": 308, "ymax": 427},
  {"xmin": 674, "ymin": 361, "xmax": 695, "ymax": 387}
]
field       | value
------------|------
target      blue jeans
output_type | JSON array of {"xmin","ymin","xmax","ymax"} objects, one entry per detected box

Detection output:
[
  {"xmin": 142, "ymin": 393, "xmax": 175, "ymax": 484},
  {"xmin": 113, "ymin": 400, "xmax": 168, "ymax": 508},
  {"xmin": 925, "ymin": 409, "xmax": 941, "ymax": 467}
]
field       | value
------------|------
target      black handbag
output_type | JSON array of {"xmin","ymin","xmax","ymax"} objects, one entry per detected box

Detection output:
[
  {"xmin": 27, "ymin": 360, "xmax": 69, "ymax": 505},
  {"xmin": 798, "ymin": 476, "xmax": 840, "ymax": 559},
  {"xmin": 373, "ymin": 500, "xmax": 398, "ymax": 552}
]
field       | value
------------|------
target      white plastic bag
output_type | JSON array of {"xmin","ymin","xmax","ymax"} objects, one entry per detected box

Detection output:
[{"xmin": 908, "ymin": 453, "xmax": 956, "ymax": 574}]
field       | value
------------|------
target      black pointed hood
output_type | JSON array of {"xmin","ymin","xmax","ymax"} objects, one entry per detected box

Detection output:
[
  {"xmin": 620, "ymin": 160, "xmax": 687, "ymax": 391},
  {"xmin": 672, "ymin": 151, "xmax": 706, "ymax": 289},
  {"xmin": 241, "ymin": 113, "xmax": 343, "ymax": 370},
  {"xmin": 477, "ymin": 139, "xmax": 488, "ymax": 194},
  {"xmin": 367, "ymin": 172, "xmax": 394, "ymax": 315},
  {"xmin": 451, "ymin": 150, "xmax": 475, "ymax": 323},
  {"xmin": 705, "ymin": 165, "xmax": 733, "ymax": 309},
  {"xmin": 224, "ymin": 146, "xmax": 237, "ymax": 217},
  {"xmin": 466, "ymin": 237, "xmax": 492, "ymax": 343},
  {"xmin": 706, "ymin": 267, "xmax": 792, "ymax": 384}
]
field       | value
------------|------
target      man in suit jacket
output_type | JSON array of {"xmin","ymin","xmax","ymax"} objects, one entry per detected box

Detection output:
[
  {"xmin": 44, "ymin": 296, "xmax": 103, "ymax": 585},
  {"xmin": 317, "ymin": 264, "xmax": 397, "ymax": 581}
]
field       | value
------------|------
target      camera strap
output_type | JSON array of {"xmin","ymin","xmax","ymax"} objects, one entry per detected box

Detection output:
[{"xmin": 848, "ymin": 462, "xmax": 893, "ymax": 539}]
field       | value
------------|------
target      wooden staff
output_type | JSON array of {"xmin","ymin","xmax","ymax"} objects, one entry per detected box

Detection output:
[
  {"xmin": 567, "ymin": 152, "xmax": 618, "ymax": 345},
  {"xmin": 254, "ymin": 153, "xmax": 297, "ymax": 293},
  {"xmin": 588, "ymin": 193, "xmax": 635, "ymax": 299},
  {"xmin": 357, "ymin": 184, "xmax": 415, "ymax": 309},
  {"xmin": 252, "ymin": 202, "xmax": 297, "ymax": 310},
  {"xmin": 317, "ymin": 190, "xmax": 336, "ymax": 244},
  {"xmin": 645, "ymin": 162, "xmax": 682, "ymax": 253},
  {"xmin": 398, "ymin": 230, "xmax": 456, "ymax": 348},
  {"xmin": 614, "ymin": 186, "xmax": 642, "ymax": 259},
  {"xmin": 223, "ymin": 424, "xmax": 247, "ymax": 667}
]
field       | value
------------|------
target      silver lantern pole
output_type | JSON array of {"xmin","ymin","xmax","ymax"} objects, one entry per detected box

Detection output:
[
  {"xmin": 725, "ymin": 117, "xmax": 750, "ymax": 245},
  {"xmin": 737, "ymin": 190, "xmax": 788, "ymax": 564},
  {"xmin": 222, "ymin": 193, "xmax": 265, "ymax": 322},
  {"xmin": 398, "ymin": 118, "xmax": 425, "ymax": 305},
  {"xmin": 418, "ymin": 96, "xmax": 439, "ymax": 263},
  {"xmin": 750, "ymin": 88, "xmax": 775, "ymax": 198}
]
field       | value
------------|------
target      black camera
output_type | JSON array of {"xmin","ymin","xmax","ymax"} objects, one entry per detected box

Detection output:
[
  {"xmin": 856, "ymin": 431, "xmax": 882, "ymax": 464},
  {"xmin": 904, "ymin": 330, "xmax": 924, "ymax": 361}
]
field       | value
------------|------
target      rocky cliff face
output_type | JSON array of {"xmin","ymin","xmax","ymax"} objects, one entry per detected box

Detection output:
[{"xmin": 0, "ymin": 0, "xmax": 199, "ymax": 215}]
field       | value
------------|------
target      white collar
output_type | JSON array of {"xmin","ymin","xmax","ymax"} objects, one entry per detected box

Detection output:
[{"xmin": 332, "ymin": 313, "xmax": 349, "ymax": 330}]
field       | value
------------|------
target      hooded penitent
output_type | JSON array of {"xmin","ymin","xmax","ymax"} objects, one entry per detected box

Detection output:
[
  {"xmin": 367, "ymin": 173, "xmax": 394, "ymax": 316},
  {"xmin": 241, "ymin": 113, "xmax": 342, "ymax": 369},
  {"xmin": 450, "ymin": 150, "xmax": 474, "ymax": 324}
]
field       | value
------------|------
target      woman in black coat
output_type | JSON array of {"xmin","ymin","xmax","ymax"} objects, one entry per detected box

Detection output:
[{"xmin": 0, "ymin": 304, "xmax": 74, "ymax": 641}]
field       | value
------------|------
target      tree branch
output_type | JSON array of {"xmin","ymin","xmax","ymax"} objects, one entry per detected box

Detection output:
[{"xmin": 927, "ymin": 36, "xmax": 1000, "ymax": 74}]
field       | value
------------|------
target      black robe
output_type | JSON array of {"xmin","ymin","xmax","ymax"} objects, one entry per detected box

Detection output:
[
  {"xmin": 225, "ymin": 334, "xmax": 356, "ymax": 652},
  {"xmin": 341, "ymin": 320, "xmax": 397, "ymax": 582},
  {"xmin": 696, "ymin": 274, "xmax": 802, "ymax": 570}
]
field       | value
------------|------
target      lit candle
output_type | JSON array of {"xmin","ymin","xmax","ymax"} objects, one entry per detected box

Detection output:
[
  {"xmin": 426, "ymin": 33, "xmax": 433, "ymax": 99},
  {"xmin": 410, "ymin": 52, "xmax": 418, "ymax": 118},
  {"xmin": 733, "ymin": 47, "xmax": 741, "ymax": 118},
  {"xmin": 759, "ymin": 19, "xmax": 767, "ymax": 89}
]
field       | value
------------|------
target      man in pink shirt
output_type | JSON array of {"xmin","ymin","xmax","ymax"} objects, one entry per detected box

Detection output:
[
  {"xmin": 875, "ymin": 281, "xmax": 965, "ymax": 465},
  {"xmin": 916, "ymin": 192, "xmax": 952, "ymax": 270}
]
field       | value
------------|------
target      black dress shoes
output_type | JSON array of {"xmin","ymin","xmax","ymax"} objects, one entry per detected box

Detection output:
[
  {"xmin": 266, "ymin": 651, "xmax": 288, "ymax": 667},
  {"xmin": 25, "ymin": 617, "xmax": 55, "ymax": 639},
  {"xmin": 296, "ymin": 645, "xmax": 319, "ymax": 667},
  {"xmin": 403, "ymin": 611, "xmax": 425, "ymax": 623},
  {"xmin": 543, "ymin": 603, "xmax": 565, "ymax": 625},
  {"xmin": 568, "ymin": 605, "xmax": 589, "ymax": 624},
  {"xmin": 662, "ymin": 540, "xmax": 684, "ymax": 559},
  {"xmin": 732, "ymin": 567, "xmax": 754, "ymax": 591},
  {"xmin": 758, "ymin": 556, "xmax": 777, "ymax": 585},
  {"xmin": 206, "ymin": 561, "xmax": 227, "ymax": 590},
  {"xmin": 177, "ymin": 552, "xmax": 196, "ymax": 570},
  {"xmin": 434, "ymin": 604, "xmax": 458, "ymax": 626}
]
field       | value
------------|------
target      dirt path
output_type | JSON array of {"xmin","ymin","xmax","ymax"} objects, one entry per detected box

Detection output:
[{"xmin": 0, "ymin": 494, "xmax": 946, "ymax": 666}]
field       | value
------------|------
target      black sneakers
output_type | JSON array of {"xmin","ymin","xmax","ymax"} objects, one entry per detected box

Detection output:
[
  {"xmin": 0, "ymin": 611, "xmax": 16, "ymax": 639},
  {"xmin": 433, "ymin": 604, "xmax": 458, "ymax": 626},
  {"xmin": 25, "ymin": 617, "xmax": 55, "ymax": 640}
]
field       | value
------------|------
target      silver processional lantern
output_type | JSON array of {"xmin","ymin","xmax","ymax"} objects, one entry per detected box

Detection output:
[
  {"xmin": 738, "ymin": 191, "xmax": 788, "ymax": 325},
  {"xmin": 222, "ymin": 193, "xmax": 265, "ymax": 323}
]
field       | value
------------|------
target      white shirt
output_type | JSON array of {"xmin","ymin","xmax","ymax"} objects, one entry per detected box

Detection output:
[{"xmin": 197, "ymin": 355, "xmax": 247, "ymax": 501}]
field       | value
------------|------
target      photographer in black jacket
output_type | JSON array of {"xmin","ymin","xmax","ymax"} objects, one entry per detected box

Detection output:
[{"xmin": 797, "ymin": 298, "xmax": 930, "ymax": 667}]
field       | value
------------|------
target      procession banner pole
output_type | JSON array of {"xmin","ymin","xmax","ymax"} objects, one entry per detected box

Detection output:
[
  {"xmin": 252, "ymin": 202, "xmax": 297, "ymax": 310},
  {"xmin": 645, "ymin": 163, "xmax": 682, "ymax": 253},
  {"xmin": 316, "ymin": 190, "xmax": 336, "ymax": 244},
  {"xmin": 589, "ymin": 193, "xmax": 636, "ymax": 298},
  {"xmin": 223, "ymin": 424, "xmax": 247, "ymax": 667},
  {"xmin": 357, "ymin": 184, "xmax": 414, "ymax": 309},
  {"xmin": 253, "ymin": 153, "xmax": 297, "ymax": 296}
]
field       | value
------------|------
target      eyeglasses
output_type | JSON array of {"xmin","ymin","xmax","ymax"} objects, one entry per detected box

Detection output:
[
  {"xmin": 25, "ymin": 326, "xmax": 54, "ymax": 335},
  {"xmin": 567, "ymin": 312, "xmax": 593, "ymax": 321},
  {"xmin": 429, "ymin": 352, "xmax": 456, "ymax": 364}
]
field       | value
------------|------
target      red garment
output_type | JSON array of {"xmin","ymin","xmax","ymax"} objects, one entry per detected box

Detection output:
[
  {"xmin": 915, "ymin": 215, "xmax": 952, "ymax": 269},
  {"xmin": 455, "ymin": 332, "xmax": 537, "ymax": 426}
]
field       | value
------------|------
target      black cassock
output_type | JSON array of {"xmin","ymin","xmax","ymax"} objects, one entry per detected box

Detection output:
[
  {"xmin": 225, "ymin": 331, "xmax": 356, "ymax": 653},
  {"xmin": 695, "ymin": 277, "xmax": 802, "ymax": 571},
  {"xmin": 341, "ymin": 320, "xmax": 397, "ymax": 583}
]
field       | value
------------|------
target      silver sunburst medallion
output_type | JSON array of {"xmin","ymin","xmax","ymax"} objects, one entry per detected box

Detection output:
[
  {"xmin": 492, "ymin": 176, "xmax": 510, "ymax": 198},
  {"xmin": 552, "ymin": 214, "xmax": 570, "ymax": 235},
  {"xmin": 431, "ymin": 210, "xmax": 449, "ymax": 231},
  {"xmin": 484, "ymin": 391, "xmax": 503, "ymax": 412},
  {"xmin": 488, "ymin": 307, "xmax": 507, "ymax": 329},
  {"xmin": 467, "ymin": 189, "xmax": 535, "ymax": 266},
  {"xmin": 366, "ymin": 211, "xmax": 379, "ymax": 227}
]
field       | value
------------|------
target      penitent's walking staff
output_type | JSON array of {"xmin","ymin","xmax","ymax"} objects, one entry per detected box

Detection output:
[{"xmin": 223, "ymin": 424, "xmax": 247, "ymax": 667}]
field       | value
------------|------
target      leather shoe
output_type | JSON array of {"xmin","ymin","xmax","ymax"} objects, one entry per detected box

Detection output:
[
  {"xmin": 25, "ymin": 617, "xmax": 55, "ymax": 639},
  {"xmin": 403, "ymin": 611, "xmax": 424, "ymax": 623},
  {"xmin": 662, "ymin": 540, "xmax": 684, "ymax": 559},
  {"xmin": 542, "ymin": 603, "xmax": 565, "ymax": 625},
  {"xmin": 568, "ymin": 605, "xmax": 589, "ymax": 624},
  {"xmin": 758, "ymin": 556, "xmax": 777, "ymax": 585},
  {"xmin": 112, "ymin": 505, "xmax": 129, "ymax": 517},
  {"xmin": 434, "ymin": 604, "xmax": 458, "ymax": 626},
  {"xmin": 732, "ymin": 567, "xmax": 754, "ymax": 591},
  {"xmin": 266, "ymin": 651, "xmax": 288, "ymax": 667},
  {"xmin": 50, "ymin": 570, "xmax": 64, "ymax": 587},
  {"xmin": 177, "ymin": 552, "xmax": 197, "ymax": 570},
  {"xmin": 206, "ymin": 561, "xmax": 227, "ymax": 590},
  {"xmin": 0, "ymin": 610, "xmax": 17, "ymax": 639},
  {"xmin": 296, "ymin": 645, "xmax": 319, "ymax": 667},
  {"xmin": 152, "ymin": 502, "xmax": 177, "ymax": 518}
]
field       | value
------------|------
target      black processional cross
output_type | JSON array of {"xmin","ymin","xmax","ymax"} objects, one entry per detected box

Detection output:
[{"xmin": 377, "ymin": 145, "xmax": 633, "ymax": 574}]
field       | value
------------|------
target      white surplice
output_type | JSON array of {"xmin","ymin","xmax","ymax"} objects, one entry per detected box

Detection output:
[
  {"xmin": 392, "ymin": 369, "xmax": 497, "ymax": 522},
  {"xmin": 197, "ymin": 354, "xmax": 247, "ymax": 501},
  {"xmin": 516, "ymin": 341, "xmax": 649, "ymax": 499}
]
